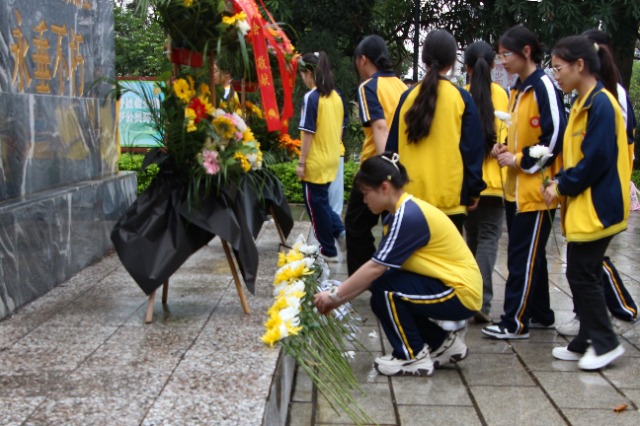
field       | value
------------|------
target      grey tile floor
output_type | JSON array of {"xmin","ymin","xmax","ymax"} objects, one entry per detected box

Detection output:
[
  {"xmin": 289, "ymin": 211, "xmax": 640, "ymax": 426},
  {"xmin": 0, "ymin": 207, "xmax": 638, "ymax": 425}
]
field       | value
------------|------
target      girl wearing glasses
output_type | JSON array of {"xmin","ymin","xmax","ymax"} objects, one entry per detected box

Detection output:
[
  {"xmin": 544, "ymin": 35, "xmax": 629, "ymax": 370},
  {"xmin": 553, "ymin": 29, "xmax": 638, "ymax": 338},
  {"xmin": 297, "ymin": 51, "xmax": 347, "ymax": 262},
  {"xmin": 482, "ymin": 25, "xmax": 567, "ymax": 340},
  {"xmin": 386, "ymin": 29, "xmax": 485, "ymax": 234},
  {"xmin": 462, "ymin": 41, "xmax": 510, "ymax": 323}
]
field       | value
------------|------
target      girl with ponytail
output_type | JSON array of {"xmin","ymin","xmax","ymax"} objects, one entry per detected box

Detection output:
[
  {"xmin": 462, "ymin": 41, "xmax": 509, "ymax": 323},
  {"xmin": 345, "ymin": 35, "xmax": 407, "ymax": 275},
  {"xmin": 554, "ymin": 30, "xmax": 638, "ymax": 338},
  {"xmin": 314, "ymin": 152, "xmax": 481, "ymax": 377},
  {"xmin": 297, "ymin": 51, "xmax": 347, "ymax": 262},
  {"xmin": 386, "ymin": 29, "xmax": 485, "ymax": 234},
  {"xmin": 544, "ymin": 35, "xmax": 630, "ymax": 370}
]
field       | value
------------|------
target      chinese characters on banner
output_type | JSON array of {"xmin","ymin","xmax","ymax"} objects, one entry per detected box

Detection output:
[{"xmin": 8, "ymin": 0, "xmax": 90, "ymax": 97}]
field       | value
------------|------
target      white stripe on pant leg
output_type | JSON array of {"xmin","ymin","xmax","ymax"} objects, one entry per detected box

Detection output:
[
  {"xmin": 514, "ymin": 211, "xmax": 543, "ymax": 333},
  {"xmin": 384, "ymin": 291, "xmax": 410, "ymax": 359}
]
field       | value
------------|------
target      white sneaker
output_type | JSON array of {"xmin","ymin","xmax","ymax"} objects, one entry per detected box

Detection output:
[
  {"xmin": 431, "ymin": 332, "xmax": 469, "ymax": 368},
  {"xmin": 374, "ymin": 346, "xmax": 434, "ymax": 376},
  {"xmin": 336, "ymin": 231, "xmax": 347, "ymax": 253},
  {"xmin": 552, "ymin": 346, "xmax": 582, "ymax": 361},
  {"xmin": 578, "ymin": 345, "xmax": 625, "ymax": 370},
  {"xmin": 555, "ymin": 316, "xmax": 580, "ymax": 336}
]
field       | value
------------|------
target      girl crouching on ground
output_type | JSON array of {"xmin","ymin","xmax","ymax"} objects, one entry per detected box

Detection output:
[{"xmin": 314, "ymin": 153, "xmax": 482, "ymax": 376}]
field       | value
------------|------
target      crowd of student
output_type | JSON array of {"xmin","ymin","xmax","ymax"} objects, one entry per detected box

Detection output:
[{"xmin": 295, "ymin": 24, "xmax": 637, "ymax": 377}]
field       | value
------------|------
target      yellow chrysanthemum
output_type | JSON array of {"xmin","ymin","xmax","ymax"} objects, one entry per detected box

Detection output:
[
  {"xmin": 172, "ymin": 78, "xmax": 194, "ymax": 103},
  {"xmin": 243, "ymin": 128, "xmax": 255, "ymax": 143},
  {"xmin": 261, "ymin": 326, "xmax": 282, "ymax": 346},
  {"xmin": 274, "ymin": 262, "xmax": 309, "ymax": 284},
  {"xmin": 267, "ymin": 295, "xmax": 288, "ymax": 316},
  {"xmin": 222, "ymin": 11, "xmax": 247, "ymax": 26},
  {"xmin": 285, "ymin": 249, "xmax": 304, "ymax": 263},
  {"xmin": 212, "ymin": 116, "xmax": 236, "ymax": 140},
  {"xmin": 199, "ymin": 83, "xmax": 210, "ymax": 97},
  {"xmin": 277, "ymin": 252, "xmax": 286, "ymax": 267},
  {"xmin": 234, "ymin": 152, "xmax": 251, "ymax": 172},
  {"xmin": 185, "ymin": 108, "xmax": 197, "ymax": 132}
]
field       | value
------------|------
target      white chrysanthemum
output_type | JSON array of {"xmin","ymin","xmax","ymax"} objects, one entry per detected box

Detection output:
[
  {"xmin": 278, "ymin": 306, "xmax": 301, "ymax": 326},
  {"xmin": 529, "ymin": 144, "xmax": 552, "ymax": 160},
  {"xmin": 237, "ymin": 19, "xmax": 250, "ymax": 36},
  {"xmin": 494, "ymin": 111, "xmax": 512, "ymax": 126},
  {"xmin": 299, "ymin": 244, "xmax": 319, "ymax": 256},
  {"xmin": 232, "ymin": 112, "xmax": 247, "ymax": 132}
]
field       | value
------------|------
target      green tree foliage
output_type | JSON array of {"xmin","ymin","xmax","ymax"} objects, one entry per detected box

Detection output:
[{"xmin": 114, "ymin": 3, "xmax": 170, "ymax": 77}]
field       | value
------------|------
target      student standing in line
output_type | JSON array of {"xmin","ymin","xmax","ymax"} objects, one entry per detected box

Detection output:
[
  {"xmin": 482, "ymin": 25, "xmax": 566, "ymax": 340},
  {"xmin": 386, "ymin": 29, "xmax": 485, "ymax": 234},
  {"xmin": 297, "ymin": 51, "xmax": 346, "ymax": 262},
  {"xmin": 545, "ymin": 35, "xmax": 629, "ymax": 370},
  {"xmin": 554, "ymin": 29, "xmax": 638, "ymax": 337},
  {"xmin": 314, "ymin": 153, "xmax": 481, "ymax": 376},
  {"xmin": 461, "ymin": 41, "xmax": 510, "ymax": 323},
  {"xmin": 345, "ymin": 35, "xmax": 407, "ymax": 275}
]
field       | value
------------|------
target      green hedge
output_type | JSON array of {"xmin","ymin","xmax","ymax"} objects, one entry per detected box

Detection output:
[
  {"xmin": 633, "ymin": 169, "xmax": 640, "ymax": 189},
  {"xmin": 118, "ymin": 153, "xmax": 360, "ymax": 202}
]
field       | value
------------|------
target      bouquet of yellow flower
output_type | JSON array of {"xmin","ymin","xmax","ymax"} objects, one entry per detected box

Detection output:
[
  {"xmin": 135, "ymin": 71, "xmax": 263, "ymax": 199},
  {"xmin": 262, "ymin": 236, "xmax": 372, "ymax": 425}
]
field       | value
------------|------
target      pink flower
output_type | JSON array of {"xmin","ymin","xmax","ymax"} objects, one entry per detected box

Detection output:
[{"xmin": 202, "ymin": 149, "xmax": 220, "ymax": 175}]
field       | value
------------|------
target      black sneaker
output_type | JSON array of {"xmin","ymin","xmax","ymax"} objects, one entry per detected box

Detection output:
[{"xmin": 482, "ymin": 324, "xmax": 529, "ymax": 340}]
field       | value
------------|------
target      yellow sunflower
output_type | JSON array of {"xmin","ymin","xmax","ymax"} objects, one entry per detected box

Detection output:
[{"xmin": 234, "ymin": 152, "xmax": 251, "ymax": 172}]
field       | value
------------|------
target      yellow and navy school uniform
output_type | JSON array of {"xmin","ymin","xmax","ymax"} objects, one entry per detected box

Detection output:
[
  {"xmin": 386, "ymin": 79, "xmax": 486, "ymax": 217},
  {"xmin": 600, "ymin": 84, "xmax": 638, "ymax": 322},
  {"xmin": 298, "ymin": 88, "xmax": 345, "ymax": 184},
  {"xmin": 556, "ymin": 82, "xmax": 631, "ymax": 355},
  {"xmin": 369, "ymin": 193, "xmax": 481, "ymax": 360},
  {"xmin": 357, "ymin": 71, "xmax": 407, "ymax": 163},
  {"xmin": 344, "ymin": 71, "xmax": 406, "ymax": 275},
  {"xmin": 557, "ymin": 81, "xmax": 630, "ymax": 242},
  {"xmin": 298, "ymin": 88, "xmax": 346, "ymax": 258},
  {"xmin": 487, "ymin": 69, "xmax": 567, "ymax": 336},
  {"xmin": 504, "ymin": 68, "xmax": 566, "ymax": 211},
  {"xmin": 464, "ymin": 82, "xmax": 509, "ymax": 197}
]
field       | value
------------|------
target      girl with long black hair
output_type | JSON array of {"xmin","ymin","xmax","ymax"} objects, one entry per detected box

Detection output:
[
  {"xmin": 462, "ymin": 41, "xmax": 509, "ymax": 323},
  {"xmin": 386, "ymin": 29, "xmax": 485, "ymax": 233},
  {"xmin": 297, "ymin": 51, "xmax": 346, "ymax": 262}
]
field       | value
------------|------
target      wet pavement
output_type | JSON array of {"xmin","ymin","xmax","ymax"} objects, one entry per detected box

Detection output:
[{"xmin": 0, "ymin": 208, "xmax": 639, "ymax": 425}]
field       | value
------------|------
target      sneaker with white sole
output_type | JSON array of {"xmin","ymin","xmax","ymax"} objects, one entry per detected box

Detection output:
[
  {"xmin": 374, "ymin": 346, "xmax": 434, "ymax": 376},
  {"xmin": 578, "ymin": 344, "xmax": 625, "ymax": 370},
  {"xmin": 555, "ymin": 316, "xmax": 580, "ymax": 336},
  {"xmin": 552, "ymin": 346, "xmax": 583, "ymax": 361},
  {"xmin": 321, "ymin": 254, "xmax": 339, "ymax": 263},
  {"xmin": 431, "ymin": 332, "xmax": 469, "ymax": 368},
  {"xmin": 482, "ymin": 324, "xmax": 529, "ymax": 340}
]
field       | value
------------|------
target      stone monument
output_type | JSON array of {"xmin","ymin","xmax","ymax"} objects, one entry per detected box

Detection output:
[{"xmin": 0, "ymin": 0, "xmax": 136, "ymax": 319}]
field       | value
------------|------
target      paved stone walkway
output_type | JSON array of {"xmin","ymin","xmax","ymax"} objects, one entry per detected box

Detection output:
[
  {"xmin": 0, "ymin": 208, "xmax": 638, "ymax": 425},
  {"xmin": 289, "ymin": 213, "xmax": 640, "ymax": 426}
]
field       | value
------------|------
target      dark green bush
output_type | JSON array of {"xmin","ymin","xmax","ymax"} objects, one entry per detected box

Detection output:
[
  {"xmin": 118, "ymin": 152, "xmax": 159, "ymax": 194},
  {"xmin": 267, "ymin": 161, "xmax": 303, "ymax": 203}
]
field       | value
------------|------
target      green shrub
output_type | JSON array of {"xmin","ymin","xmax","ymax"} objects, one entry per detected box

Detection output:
[
  {"xmin": 632, "ymin": 169, "xmax": 640, "ymax": 189},
  {"xmin": 118, "ymin": 152, "xmax": 159, "ymax": 194},
  {"xmin": 267, "ymin": 160, "xmax": 360, "ymax": 204}
]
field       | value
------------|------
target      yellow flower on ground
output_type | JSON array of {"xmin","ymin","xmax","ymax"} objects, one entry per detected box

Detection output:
[
  {"xmin": 285, "ymin": 249, "xmax": 304, "ymax": 263},
  {"xmin": 278, "ymin": 252, "xmax": 286, "ymax": 267},
  {"xmin": 274, "ymin": 261, "xmax": 310, "ymax": 284},
  {"xmin": 172, "ymin": 78, "xmax": 194, "ymax": 103},
  {"xmin": 234, "ymin": 152, "xmax": 251, "ymax": 172}
]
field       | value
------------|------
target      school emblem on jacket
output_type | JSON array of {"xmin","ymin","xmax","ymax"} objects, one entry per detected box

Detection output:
[{"xmin": 530, "ymin": 116, "xmax": 540, "ymax": 128}]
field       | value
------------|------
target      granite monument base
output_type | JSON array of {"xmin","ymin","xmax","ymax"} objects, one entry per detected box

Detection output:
[{"xmin": 0, "ymin": 172, "xmax": 137, "ymax": 319}]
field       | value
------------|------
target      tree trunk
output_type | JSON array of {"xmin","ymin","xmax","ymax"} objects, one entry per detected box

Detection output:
[{"xmin": 609, "ymin": 11, "xmax": 639, "ymax": 89}]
